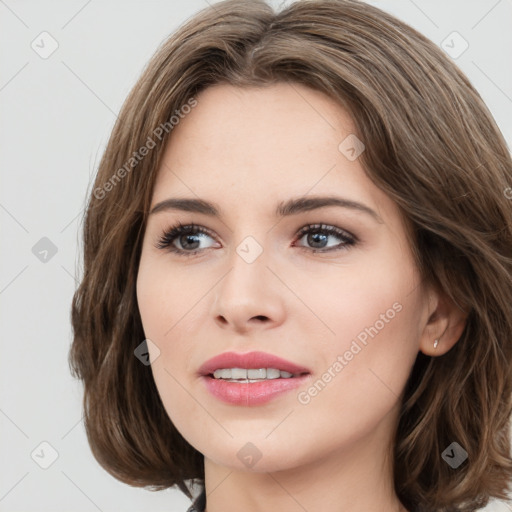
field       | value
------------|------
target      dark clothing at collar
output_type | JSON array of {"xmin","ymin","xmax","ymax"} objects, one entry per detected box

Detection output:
[{"xmin": 186, "ymin": 487, "xmax": 206, "ymax": 512}]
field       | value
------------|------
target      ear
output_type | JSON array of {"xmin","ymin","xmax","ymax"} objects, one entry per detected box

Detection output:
[{"xmin": 419, "ymin": 285, "xmax": 468, "ymax": 357}]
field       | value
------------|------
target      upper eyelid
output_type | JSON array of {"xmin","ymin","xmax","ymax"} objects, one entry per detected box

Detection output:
[{"xmin": 158, "ymin": 222, "xmax": 353, "ymax": 237}]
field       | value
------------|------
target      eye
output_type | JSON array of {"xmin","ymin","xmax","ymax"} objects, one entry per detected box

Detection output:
[
  {"xmin": 155, "ymin": 222, "xmax": 217, "ymax": 255},
  {"xmin": 293, "ymin": 223, "xmax": 356, "ymax": 253},
  {"xmin": 155, "ymin": 222, "xmax": 357, "ymax": 256}
]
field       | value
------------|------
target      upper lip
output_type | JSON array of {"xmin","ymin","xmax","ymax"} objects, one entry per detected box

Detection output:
[{"xmin": 198, "ymin": 351, "xmax": 311, "ymax": 376}]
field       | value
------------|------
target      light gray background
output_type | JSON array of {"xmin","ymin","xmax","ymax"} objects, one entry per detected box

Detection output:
[{"xmin": 1, "ymin": 0, "xmax": 511, "ymax": 511}]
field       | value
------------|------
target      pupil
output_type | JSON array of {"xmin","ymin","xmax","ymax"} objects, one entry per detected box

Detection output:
[
  {"xmin": 182, "ymin": 234, "xmax": 199, "ymax": 250},
  {"xmin": 309, "ymin": 233, "xmax": 327, "ymax": 248}
]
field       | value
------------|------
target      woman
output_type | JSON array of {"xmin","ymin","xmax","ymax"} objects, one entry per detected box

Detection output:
[{"xmin": 69, "ymin": 0, "xmax": 512, "ymax": 510}]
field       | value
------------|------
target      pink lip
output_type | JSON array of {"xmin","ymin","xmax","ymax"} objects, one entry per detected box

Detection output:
[
  {"xmin": 198, "ymin": 351, "xmax": 311, "ymax": 376},
  {"xmin": 198, "ymin": 351, "xmax": 311, "ymax": 406}
]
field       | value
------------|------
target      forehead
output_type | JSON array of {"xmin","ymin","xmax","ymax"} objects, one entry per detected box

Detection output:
[
  {"xmin": 160, "ymin": 82, "xmax": 356, "ymax": 169},
  {"xmin": 151, "ymin": 83, "xmax": 392, "ymax": 223}
]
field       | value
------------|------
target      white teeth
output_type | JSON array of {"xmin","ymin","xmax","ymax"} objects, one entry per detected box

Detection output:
[
  {"xmin": 266, "ymin": 368, "xmax": 281, "ymax": 379},
  {"xmin": 230, "ymin": 368, "xmax": 247, "ymax": 379},
  {"xmin": 247, "ymin": 368, "xmax": 266, "ymax": 379},
  {"xmin": 212, "ymin": 368, "xmax": 295, "ymax": 380}
]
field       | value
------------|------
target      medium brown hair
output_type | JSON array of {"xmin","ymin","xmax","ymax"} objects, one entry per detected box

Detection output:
[{"xmin": 69, "ymin": 0, "xmax": 512, "ymax": 509}]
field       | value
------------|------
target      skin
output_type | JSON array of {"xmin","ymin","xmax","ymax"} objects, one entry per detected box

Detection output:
[{"xmin": 136, "ymin": 83, "xmax": 467, "ymax": 512}]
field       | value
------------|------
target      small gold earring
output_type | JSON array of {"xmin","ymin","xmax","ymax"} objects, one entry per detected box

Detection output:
[{"xmin": 433, "ymin": 339, "xmax": 439, "ymax": 349}]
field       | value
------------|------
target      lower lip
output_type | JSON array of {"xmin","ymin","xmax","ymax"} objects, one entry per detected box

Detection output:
[{"xmin": 202, "ymin": 374, "xmax": 310, "ymax": 406}]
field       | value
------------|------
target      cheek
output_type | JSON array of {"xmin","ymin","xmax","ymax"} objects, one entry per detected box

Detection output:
[
  {"xmin": 287, "ymin": 264, "xmax": 423, "ymax": 451},
  {"xmin": 137, "ymin": 246, "xmax": 172, "ymax": 329},
  {"xmin": 136, "ymin": 250, "xmax": 201, "ymax": 340},
  {"xmin": 136, "ymin": 252, "xmax": 205, "ymax": 424},
  {"xmin": 295, "ymin": 244, "xmax": 423, "ymax": 394},
  {"xmin": 299, "ymin": 249, "xmax": 420, "ymax": 343}
]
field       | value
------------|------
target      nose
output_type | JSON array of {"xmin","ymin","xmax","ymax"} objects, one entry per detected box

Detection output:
[{"xmin": 211, "ymin": 242, "xmax": 286, "ymax": 334}]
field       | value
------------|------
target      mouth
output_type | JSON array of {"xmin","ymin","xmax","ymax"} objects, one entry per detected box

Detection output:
[
  {"xmin": 198, "ymin": 351, "xmax": 311, "ymax": 406},
  {"xmin": 207, "ymin": 367, "xmax": 309, "ymax": 382},
  {"xmin": 198, "ymin": 350, "xmax": 311, "ymax": 378}
]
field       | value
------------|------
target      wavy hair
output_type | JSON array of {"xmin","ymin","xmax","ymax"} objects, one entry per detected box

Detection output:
[{"xmin": 69, "ymin": 0, "xmax": 512, "ymax": 510}]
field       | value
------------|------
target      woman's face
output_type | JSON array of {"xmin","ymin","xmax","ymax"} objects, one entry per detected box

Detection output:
[{"xmin": 136, "ymin": 82, "xmax": 431, "ymax": 472}]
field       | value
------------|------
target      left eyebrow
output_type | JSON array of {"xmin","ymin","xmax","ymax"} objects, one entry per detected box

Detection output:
[{"xmin": 149, "ymin": 195, "xmax": 383, "ymax": 223}]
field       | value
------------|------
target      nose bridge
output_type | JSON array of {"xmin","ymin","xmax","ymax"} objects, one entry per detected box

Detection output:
[
  {"xmin": 211, "ymin": 229, "xmax": 285, "ymax": 329},
  {"xmin": 223, "ymin": 232, "xmax": 269, "ymax": 297},
  {"xmin": 223, "ymin": 213, "xmax": 270, "ymax": 273}
]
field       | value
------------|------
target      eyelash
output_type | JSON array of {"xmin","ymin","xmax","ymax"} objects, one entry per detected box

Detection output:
[{"xmin": 155, "ymin": 221, "xmax": 357, "ymax": 257}]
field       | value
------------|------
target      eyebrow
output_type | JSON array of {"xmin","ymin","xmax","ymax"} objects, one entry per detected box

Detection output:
[{"xmin": 149, "ymin": 195, "xmax": 383, "ymax": 223}]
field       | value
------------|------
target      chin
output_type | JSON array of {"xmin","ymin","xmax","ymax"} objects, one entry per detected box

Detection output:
[{"xmin": 203, "ymin": 439, "xmax": 306, "ymax": 474}]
